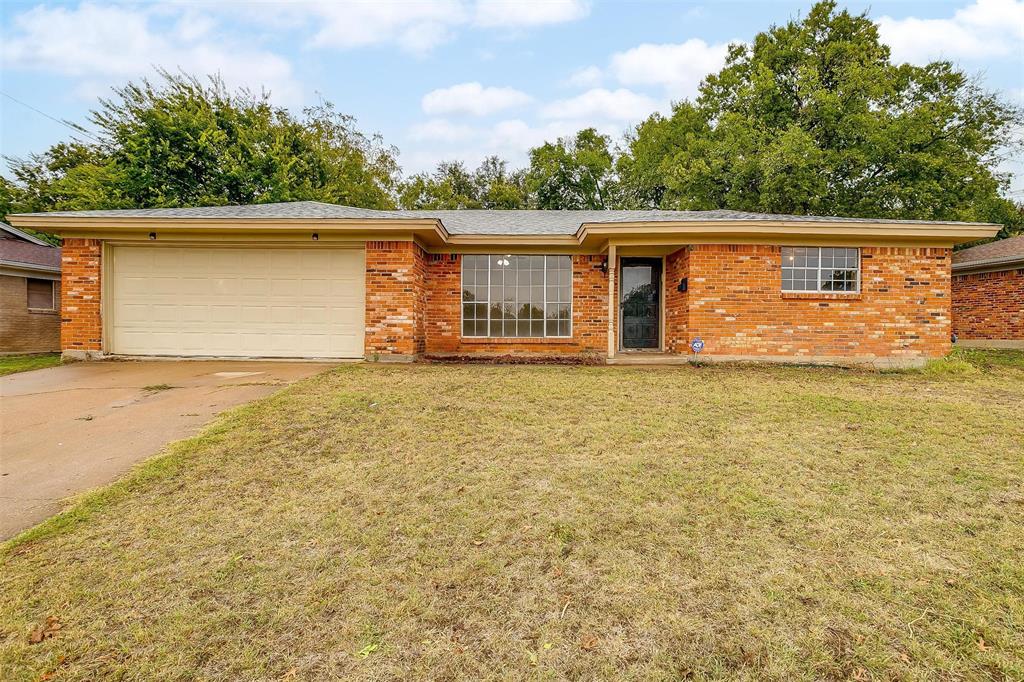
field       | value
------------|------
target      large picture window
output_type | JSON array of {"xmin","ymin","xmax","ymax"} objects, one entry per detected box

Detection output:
[
  {"xmin": 462, "ymin": 255, "xmax": 572, "ymax": 338},
  {"xmin": 782, "ymin": 247, "xmax": 860, "ymax": 292}
]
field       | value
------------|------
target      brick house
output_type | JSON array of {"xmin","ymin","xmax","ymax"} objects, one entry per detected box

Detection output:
[
  {"xmin": 0, "ymin": 222, "xmax": 61, "ymax": 354},
  {"xmin": 952, "ymin": 235, "xmax": 1024, "ymax": 348},
  {"xmin": 7, "ymin": 202, "xmax": 1000, "ymax": 368}
]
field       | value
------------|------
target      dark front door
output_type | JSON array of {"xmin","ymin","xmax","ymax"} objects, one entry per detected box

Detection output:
[{"xmin": 620, "ymin": 258, "xmax": 661, "ymax": 349}]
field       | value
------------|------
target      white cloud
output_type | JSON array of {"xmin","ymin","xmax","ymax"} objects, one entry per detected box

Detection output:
[
  {"xmin": 474, "ymin": 0, "xmax": 590, "ymax": 28},
  {"xmin": 877, "ymin": 0, "xmax": 1024, "ymax": 63},
  {"xmin": 422, "ymin": 82, "xmax": 532, "ymax": 116},
  {"xmin": 1, "ymin": 3, "xmax": 301, "ymax": 106},
  {"xmin": 223, "ymin": 0, "xmax": 589, "ymax": 54},
  {"xmin": 541, "ymin": 88, "xmax": 661, "ymax": 122},
  {"xmin": 566, "ymin": 65, "xmax": 603, "ymax": 88},
  {"xmin": 409, "ymin": 118, "xmax": 478, "ymax": 142},
  {"xmin": 298, "ymin": 0, "xmax": 468, "ymax": 53},
  {"xmin": 609, "ymin": 38, "xmax": 731, "ymax": 99}
]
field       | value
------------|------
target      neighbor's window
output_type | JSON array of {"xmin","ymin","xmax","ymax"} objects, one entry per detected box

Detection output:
[
  {"xmin": 781, "ymin": 247, "xmax": 860, "ymax": 292},
  {"xmin": 26, "ymin": 278, "xmax": 55, "ymax": 310},
  {"xmin": 462, "ymin": 255, "xmax": 572, "ymax": 337}
]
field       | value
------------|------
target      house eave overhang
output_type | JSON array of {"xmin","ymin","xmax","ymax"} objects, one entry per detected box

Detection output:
[
  {"xmin": 0, "ymin": 259, "xmax": 61, "ymax": 278},
  {"xmin": 0, "ymin": 222, "xmax": 49, "ymax": 245},
  {"xmin": 952, "ymin": 255, "xmax": 1024, "ymax": 275},
  {"xmin": 576, "ymin": 220, "xmax": 1001, "ymax": 250},
  {"xmin": 5, "ymin": 216, "xmax": 451, "ymax": 248},
  {"xmin": 7, "ymin": 214, "xmax": 1001, "ymax": 251}
]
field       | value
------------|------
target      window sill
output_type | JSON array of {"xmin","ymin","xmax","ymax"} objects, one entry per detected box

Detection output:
[
  {"xmin": 27, "ymin": 308, "xmax": 58, "ymax": 315},
  {"xmin": 461, "ymin": 336, "xmax": 575, "ymax": 345},
  {"xmin": 781, "ymin": 292, "xmax": 862, "ymax": 301}
]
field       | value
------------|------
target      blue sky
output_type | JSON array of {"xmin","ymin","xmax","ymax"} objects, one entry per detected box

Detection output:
[{"xmin": 2, "ymin": 0, "xmax": 1022, "ymax": 194}]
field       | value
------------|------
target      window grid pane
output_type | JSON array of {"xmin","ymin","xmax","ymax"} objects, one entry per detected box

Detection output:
[
  {"xmin": 462, "ymin": 255, "xmax": 572, "ymax": 338},
  {"xmin": 461, "ymin": 255, "xmax": 490, "ymax": 336},
  {"xmin": 781, "ymin": 247, "xmax": 859, "ymax": 293}
]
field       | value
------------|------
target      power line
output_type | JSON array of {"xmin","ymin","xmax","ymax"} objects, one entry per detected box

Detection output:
[{"xmin": 0, "ymin": 91, "xmax": 103, "ymax": 145}]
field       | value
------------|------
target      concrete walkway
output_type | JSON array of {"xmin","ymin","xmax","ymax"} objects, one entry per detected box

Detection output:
[{"xmin": 0, "ymin": 360, "xmax": 336, "ymax": 539}]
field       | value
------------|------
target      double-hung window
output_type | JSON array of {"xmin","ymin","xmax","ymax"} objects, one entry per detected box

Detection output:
[
  {"xmin": 462, "ymin": 255, "xmax": 572, "ymax": 338},
  {"xmin": 782, "ymin": 247, "xmax": 860, "ymax": 293}
]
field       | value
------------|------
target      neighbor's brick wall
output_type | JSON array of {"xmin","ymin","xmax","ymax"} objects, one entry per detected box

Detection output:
[
  {"xmin": 0, "ymin": 275, "xmax": 61, "ymax": 352},
  {"xmin": 61, "ymin": 238, "xmax": 103, "ymax": 352},
  {"xmin": 364, "ymin": 241, "xmax": 428, "ymax": 357},
  {"xmin": 952, "ymin": 268, "xmax": 1024, "ymax": 340},
  {"xmin": 424, "ymin": 254, "xmax": 608, "ymax": 354},
  {"xmin": 664, "ymin": 248, "xmax": 689, "ymax": 353},
  {"xmin": 685, "ymin": 244, "xmax": 952, "ymax": 359}
]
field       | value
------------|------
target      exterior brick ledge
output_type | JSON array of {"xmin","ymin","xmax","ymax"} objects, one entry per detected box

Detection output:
[
  {"xmin": 461, "ymin": 336, "xmax": 576, "ymax": 345},
  {"xmin": 781, "ymin": 292, "xmax": 863, "ymax": 301}
]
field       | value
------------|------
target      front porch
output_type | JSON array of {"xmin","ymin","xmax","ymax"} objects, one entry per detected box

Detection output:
[{"xmin": 605, "ymin": 244, "xmax": 691, "ymax": 361}]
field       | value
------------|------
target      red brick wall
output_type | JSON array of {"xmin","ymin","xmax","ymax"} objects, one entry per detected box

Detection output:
[
  {"xmin": 664, "ymin": 248, "xmax": 689, "ymax": 353},
  {"xmin": 685, "ymin": 244, "xmax": 952, "ymax": 360},
  {"xmin": 952, "ymin": 268, "xmax": 1024, "ymax": 340},
  {"xmin": 364, "ymin": 241, "xmax": 427, "ymax": 357},
  {"xmin": 0, "ymin": 275, "xmax": 61, "ymax": 353},
  {"xmin": 424, "ymin": 254, "xmax": 608, "ymax": 354},
  {"xmin": 61, "ymin": 238, "xmax": 103, "ymax": 353},
  {"xmin": 49, "ymin": 237, "xmax": 957, "ymax": 363}
]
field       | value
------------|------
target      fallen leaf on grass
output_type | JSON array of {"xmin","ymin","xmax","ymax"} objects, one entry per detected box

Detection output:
[
  {"xmin": 977, "ymin": 637, "xmax": 989, "ymax": 652},
  {"xmin": 281, "ymin": 668, "xmax": 298, "ymax": 680},
  {"xmin": 357, "ymin": 643, "xmax": 380, "ymax": 658},
  {"xmin": 580, "ymin": 634, "xmax": 599, "ymax": 651},
  {"xmin": 28, "ymin": 616, "xmax": 61, "ymax": 644}
]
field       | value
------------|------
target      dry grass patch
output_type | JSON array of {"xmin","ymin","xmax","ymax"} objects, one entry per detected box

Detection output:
[{"xmin": 2, "ymin": 355, "xmax": 1023, "ymax": 680}]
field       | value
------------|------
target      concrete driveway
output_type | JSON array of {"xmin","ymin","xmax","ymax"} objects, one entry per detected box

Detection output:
[{"xmin": 0, "ymin": 360, "xmax": 336, "ymax": 539}]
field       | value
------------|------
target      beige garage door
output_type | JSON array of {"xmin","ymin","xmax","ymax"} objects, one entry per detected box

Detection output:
[{"xmin": 109, "ymin": 246, "xmax": 365, "ymax": 358}]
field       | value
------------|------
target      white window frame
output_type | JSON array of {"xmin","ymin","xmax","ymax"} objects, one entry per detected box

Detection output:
[
  {"xmin": 460, "ymin": 255, "xmax": 573, "ymax": 338},
  {"xmin": 781, "ymin": 247, "xmax": 861, "ymax": 294}
]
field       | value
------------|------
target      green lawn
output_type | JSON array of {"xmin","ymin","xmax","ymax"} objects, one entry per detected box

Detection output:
[
  {"xmin": 2, "ymin": 352, "xmax": 1023, "ymax": 680},
  {"xmin": 0, "ymin": 353, "xmax": 61, "ymax": 377}
]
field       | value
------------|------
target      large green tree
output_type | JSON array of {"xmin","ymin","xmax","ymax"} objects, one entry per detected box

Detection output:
[
  {"xmin": 617, "ymin": 1, "xmax": 1022, "ymax": 228},
  {"xmin": 397, "ymin": 156, "xmax": 527, "ymax": 209},
  {"xmin": 526, "ymin": 128, "xmax": 616, "ymax": 209},
  {"xmin": 4, "ymin": 71, "xmax": 400, "ymax": 214}
]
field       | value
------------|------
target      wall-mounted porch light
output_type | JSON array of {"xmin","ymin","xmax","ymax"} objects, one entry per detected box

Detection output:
[
  {"xmin": 148, "ymin": 232, "xmax": 156, "ymax": 240},
  {"xmin": 600, "ymin": 257, "xmax": 609, "ymax": 274}
]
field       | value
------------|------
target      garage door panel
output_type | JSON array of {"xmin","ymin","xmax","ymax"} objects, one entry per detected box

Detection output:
[{"xmin": 110, "ymin": 246, "xmax": 365, "ymax": 358}]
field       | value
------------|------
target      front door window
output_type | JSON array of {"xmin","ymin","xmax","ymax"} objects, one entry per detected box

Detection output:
[{"xmin": 620, "ymin": 258, "xmax": 661, "ymax": 349}]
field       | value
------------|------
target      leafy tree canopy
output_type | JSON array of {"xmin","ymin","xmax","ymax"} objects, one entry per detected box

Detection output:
[
  {"xmin": 617, "ymin": 0, "xmax": 1022, "ymax": 232},
  {"xmin": 526, "ymin": 128, "xmax": 616, "ymax": 210},
  {"xmin": 398, "ymin": 156, "xmax": 527, "ymax": 209},
  {"xmin": 3, "ymin": 2, "xmax": 1022, "ymax": 245},
  {"xmin": 4, "ymin": 71, "xmax": 400, "ymax": 215}
]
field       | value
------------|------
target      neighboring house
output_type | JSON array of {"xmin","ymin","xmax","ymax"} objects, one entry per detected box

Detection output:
[
  {"xmin": 952, "ymin": 235, "xmax": 1024, "ymax": 348},
  {"xmin": 7, "ymin": 202, "xmax": 1000, "ymax": 368},
  {"xmin": 0, "ymin": 222, "xmax": 61, "ymax": 354}
]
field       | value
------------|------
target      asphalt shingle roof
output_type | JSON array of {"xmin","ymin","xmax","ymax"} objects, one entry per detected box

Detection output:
[
  {"xmin": 0, "ymin": 239, "xmax": 61, "ymax": 271},
  {"xmin": 14, "ymin": 201, "xmax": 996, "ymax": 236},
  {"xmin": 24, "ymin": 202, "xmax": 405, "ymax": 221},
  {"xmin": 953, "ymin": 235, "xmax": 1024, "ymax": 268}
]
